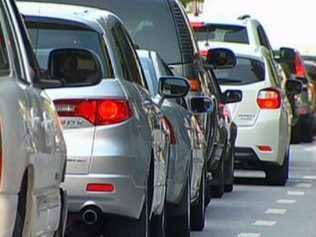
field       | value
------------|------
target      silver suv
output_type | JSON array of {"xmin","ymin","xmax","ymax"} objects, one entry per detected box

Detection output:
[{"xmin": 0, "ymin": 0, "xmax": 67, "ymax": 236}]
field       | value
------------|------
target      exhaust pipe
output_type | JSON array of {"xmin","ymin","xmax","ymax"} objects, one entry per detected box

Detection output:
[{"xmin": 81, "ymin": 206, "xmax": 102, "ymax": 225}]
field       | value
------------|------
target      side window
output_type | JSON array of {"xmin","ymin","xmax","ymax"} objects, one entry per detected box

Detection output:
[
  {"xmin": 111, "ymin": 22, "xmax": 147, "ymax": 88},
  {"xmin": 257, "ymin": 25, "xmax": 272, "ymax": 51}
]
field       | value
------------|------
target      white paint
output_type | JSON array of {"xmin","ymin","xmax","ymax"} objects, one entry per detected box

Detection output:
[
  {"xmin": 303, "ymin": 176, "xmax": 316, "ymax": 180},
  {"xmin": 277, "ymin": 199, "xmax": 296, "ymax": 204},
  {"xmin": 238, "ymin": 233, "xmax": 261, "ymax": 237},
  {"xmin": 234, "ymin": 170, "xmax": 265, "ymax": 178},
  {"xmin": 253, "ymin": 220, "xmax": 277, "ymax": 226},
  {"xmin": 265, "ymin": 208, "xmax": 287, "ymax": 215},
  {"xmin": 295, "ymin": 183, "xmax": 312, "ymax": 188},
  {"xmin": 287, "ymin": 191, "xmax": 305, "ymax": 196}
]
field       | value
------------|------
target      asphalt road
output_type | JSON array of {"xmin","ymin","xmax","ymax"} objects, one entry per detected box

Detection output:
[{"xmin": 193, "ymin": 138, "xmax": 316, "ymax": 237}]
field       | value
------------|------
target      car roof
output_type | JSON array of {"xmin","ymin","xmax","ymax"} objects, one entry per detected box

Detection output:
[
  {"xmin": 18, "ymin": 1, "xmax": 117, "ymax": 34},
  {"xmin": 189, "ymin": 14, "xmax": 248, "ymax": 27}
]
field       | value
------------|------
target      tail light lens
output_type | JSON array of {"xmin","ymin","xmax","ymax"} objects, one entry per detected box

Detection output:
[
  {"xmin": 86, "ymin": 183, "xmax": 115, "ymax": 193},
  {"xmin": 191, "ymin": 22, "xmax": 206, "ymax": 31},
  {"xmin": 54, "ymin": 99, "xmax": 133, "ymax": 126},
  {"xmin": 189, "ymin": 78, "xmax": 202, "ymax": 92},
  {"xmin": 257, "ymin": 89, "xmax": 281, "ymax": 109},
  {"xmin": 199, "ymin": 50, "xmax": 208, "ymax": 58},
  {"xmin": 295, "ymin": 52, "xmax": 307, "ymax": 78},
  {"xmin": 162, "ymin": 116, "xmax": 177, "ymax": 145},
  {"xmin": 0, "ymin": 132, "xmax": 2, "ymax": 185}
]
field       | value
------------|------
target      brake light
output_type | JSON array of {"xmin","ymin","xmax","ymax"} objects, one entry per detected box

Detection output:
[
  {"xmin": 199, "ymin": 50, "xmax": 208, "ymax": 58},
  {"xmin": 191, "ymin": 22, "xmax": 206, "ymax": 31},
  {"xmin": 54, "ymin": 99, "xmax": 133, "ymax": 126},
  {"xmin": 87, "ymin": 183, "xmax": 115, "ymax": 193},
  {"xmin": 295, "ymin": 52, "xmax": 307, "ymax": 78},
  {"xmin": 257, "ymin": 89, "xmax": 281, "ymax": 109},
  {"xmin": 162, "ymin": 116, "xmax": 177, "ymax": 145},
  {"xmin": 189, "ymin": 78, "xmax": 202, "ymax": 92},
  {"xmin": 258, "ymin": 145, "xmax": 272, "ymax": 152}
]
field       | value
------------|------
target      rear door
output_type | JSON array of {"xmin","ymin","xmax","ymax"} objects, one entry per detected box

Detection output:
[{"xmin": 215, "ymin": 56, "xmax": 267, "ymax": 127}]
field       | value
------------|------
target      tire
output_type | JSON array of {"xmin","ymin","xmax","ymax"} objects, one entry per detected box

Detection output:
[
  {"xmin": 54, "ymin": 189, "xmax": 68, "ymax": 237},
  {"xmin": 204, "ymin": 178, "xmax": 211, "ymax": 207},
  {"xmin": 266, "ymin": 151, "xmax": 289, "ymax": 186},
  {"xmin": 224, "ymin": 146, "xmax": 234, "ymax": 193},
  {"xmin": 13, "ymin": 175, "xmax": 30, "ymax": 237},
  {"xmin": 301, "ymin": 114, "xmax": 314, "ymax": 143},
  {"xmin": 167, "ymin": 177, "xmax": 190, "ymax": 237},
  {"xmin": 291, "ymin": 119, "xmax": 302, "ymax": 144},
  {"xmin": 190, "ymin": 168, "xmax": 206, "ymax": 231},
  {"xmin": 151, "ymin": 202, "xmax": 166, "ymax": 237},
  {"xmin": 211, "ymin": 157, "xmax": 225, "ymax": 198}
]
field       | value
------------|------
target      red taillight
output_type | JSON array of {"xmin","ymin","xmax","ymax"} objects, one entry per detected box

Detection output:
[
  {"xmin": 0, "ymin": 127, "xmax": 2, "ymax": 186},
  {"xmin": 54, "ymin": 99, "xmax": 133, "ymax": 126},
  {"xmin": 219, "ymin": 103, "xmax": 231, "ymax": 120},
  {"xmin": 258, "ymin": 145, "xmax": 272, "ymax": 152},
  {"xmin": 199, "ymin": 50, "xmax": 208, "ymax": 58},
  {"xmin": 162, "ymin": 116, "xmax": 177, "ymax": 145},
  {"xmin": 257, "ymin": 89, "xmax": 281, "ymax": 109},
  {"xmin": 86, "ymin": 183, "xmax": 115, "ymax": 193},
  {"xmin": 189, "ymin": 78, "xmax": 202, "ymax": 92},
  {"xmin": 295, "ymin": 52, "xmax": 307, "ymax": 78},
  {"xmin": 191, "ymin": 22, "xmax": 206, "ymax": 31}
]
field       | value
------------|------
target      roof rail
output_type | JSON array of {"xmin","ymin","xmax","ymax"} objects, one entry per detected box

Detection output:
[{"xmin": 238, "ymin": 14, "xmax": 251, "ymax": 20}]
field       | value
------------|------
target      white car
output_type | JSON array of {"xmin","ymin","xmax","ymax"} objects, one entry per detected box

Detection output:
[
  {"xmin": 0, "ymin": 0, "xmax": 67, "ymax": 236},
  {"xmin": 205, "ymin": 43, "xmax": 301, "ymax": 185}
]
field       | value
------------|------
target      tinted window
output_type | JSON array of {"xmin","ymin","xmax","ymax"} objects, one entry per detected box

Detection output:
[
  {"xmin": 111, "ymin": 23, "xmax": 147, "ymax": 87},
  {"xmin": 0, "ymin": 24, "xmax": 10, "ymax": 76},
  {"xmin": 214, "ymin": 57, "xmax": 265, "ymax": 85},
  {"xmin": 138, "ymin": 55, "xmax": 158, "ymax": 95},
  {"xmin": 101, "ymin": 0, "xmax": 181, "ymax": 65},
  {"xmin": 194, "ymin": 24, "xmax": 249, "ymax": 44},
  {"xmin": 26, "ymin": 21, "xmax": 112, "ymax": 78},
  {"xmin": 257, "ymin": 25, "xmax": 272, "ymax": 50}
]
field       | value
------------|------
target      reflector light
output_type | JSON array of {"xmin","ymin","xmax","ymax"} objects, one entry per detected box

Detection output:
[
  {"xmin": 258, "ymin": 145, "xmax": 273, "ymax": 152},
  {"xmin": 86, "ymin": 183, "xmax": 115, "ymax": 193},
  {"xmin": 257, "ymin": 89, "xmax": 281, "ymax": 109},
  {"xmin": 191, "ymin": 22, "xmax": 206, "ymax": 30},
  {"xmin": 54, "ymin": 99, "xmax": 133, "ymax": 126},
  {"xmin": 189, "ymin": 78, "xmax": 202, "ymax": 92}
]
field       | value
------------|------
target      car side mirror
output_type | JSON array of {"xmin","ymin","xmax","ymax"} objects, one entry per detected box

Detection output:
[
  {"xmin": 204, "ymin": 48, "xmax": 236, "ymax": 69},
  {"xmin": 158, "ymin": 76, "xmax": 190, "ymax": 98},
  {"xmin": 286, "ymin": 79, "xmax": 303, "ymax": 96},
  {"xmin": 278, "ymin": 47, "xmax": 296, "ymax": 64},
  {"xmin": 48, "ymin": 48, "xmax": 103, "ymax": 87},
  {"xmin": 189, "ymin": 96, "xmax": 214, "ymax": 114},
  {"xmin": 222, "ymin": 90, "xmax": 242, "ymax": 104}
]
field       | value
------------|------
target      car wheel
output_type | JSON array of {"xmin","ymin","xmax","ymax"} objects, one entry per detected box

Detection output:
[
  {"xmin": 190, "ymin": 168, "xmax": 206, "ymax": 231},
  {"xmin": 211, "ymin": 157, "xmax": 225, "ymax": 198},
  {"xmin": 224, "ymin": 146, "xmax": 234, "ymax": 193},
  {"xmin": 301, "ymin": 114, "xmax": 314, "ymax": 143},
  {"xmin": 150, "ymin": 200, "xmax": 166, "ymax": 237},
  {"xmin": 12, "ymin": 176, "xmax": 29, "ymax": 237},
  {"xmin": 204, "ymin": 177, "xmax": 211, "ymax": 207},
  {"xmin": 291, "ymin": 119, "xmax": 302, "ymax": 144},
  {"xmin": 167, "ymin": 176, "xmax": 190, "ymax": 237},
  {"xmin": 54, "ymin": 189, "xmax": 68, "ymax": 237},
  {"xmin": 266, "ymin": 151, "xmax": 289, "ymax": 186}
]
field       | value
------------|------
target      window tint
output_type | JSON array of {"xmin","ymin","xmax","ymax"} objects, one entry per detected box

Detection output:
[
  {"xmin": 194, "ymin": 24, "xmax": 249, "ymax": 44},
  {"xmin": 111, "ymin": 23, "xmax": 146, "ymax": 87},
  {"xmin": 0, "ymin": 24, "xmax": 10, "ymax": 76},
  {"xmin": 214, "ymin": 57, "xmax": 265, "ymax": 85},
  {"xmin": 101, "ymin": 0, "xmax": 181, "ymax": 65},
  {"xmin": 26, "ymin": 21, "xmax": 112, "ymax": 78},
  {"xmin": 257, "ymin": 25, "xmax": 272, "ymax": 50}
]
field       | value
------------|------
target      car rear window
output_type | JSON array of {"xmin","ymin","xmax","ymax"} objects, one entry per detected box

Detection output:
[
  {"xmin": 194, "ymin": 24, "xmax": 249, "ymax": 44},
  {"xmin": 214, "ymin": 57, "xmax": 265, "ymax": 85},
  {"xmin": 100, "ymin": 0, "xmax": 181, "ymax": 65},
  {"xmin": 25, "ymin": 21, "xmax": 112, "ymax": 78}
]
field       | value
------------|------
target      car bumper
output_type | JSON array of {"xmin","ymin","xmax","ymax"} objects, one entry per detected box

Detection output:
[
  {"xmin": 0, "ymin": 193, "xmax": 18, "ymax": 237},
  {"xmin": 63, "ymin": 172, "xmax": 145, "ymax": 220}
]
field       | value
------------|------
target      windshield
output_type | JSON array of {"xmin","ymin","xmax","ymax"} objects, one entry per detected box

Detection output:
[
  {"xmin": 214, "ymin": 57, "xmax": 265, "ymax": 85},
  {"xmin": 26, "ymin": 21, "xmax": 112, "ymax": 78},
  {"xmin": 101, "ymin": 0, "xmax": 181, "ymax": 65},
  {"xmin": 194, "ymin": 24, "xmax": 249, "ymax": 45}
]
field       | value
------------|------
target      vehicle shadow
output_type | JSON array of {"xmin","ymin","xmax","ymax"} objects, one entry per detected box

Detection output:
[{"xmin": 234, "ymin": 177, "xmax": 267, "ymax": 186}]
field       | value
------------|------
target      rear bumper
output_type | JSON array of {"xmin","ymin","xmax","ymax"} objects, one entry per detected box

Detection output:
[
  {"xmin": 63, "ymin": 173, "xmax": 145, "ymax": 219},
  {"xmin": 0, "ymin": 193, "xmax": 18, "ymax": 237}
]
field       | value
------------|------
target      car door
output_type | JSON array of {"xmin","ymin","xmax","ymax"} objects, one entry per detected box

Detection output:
[{"xmin": 7, "ymin": 2, "xmax": 63, "ymax": 233}]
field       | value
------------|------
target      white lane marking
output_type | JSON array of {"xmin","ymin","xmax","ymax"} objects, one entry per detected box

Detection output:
[
  {"xmin": 265, "ymin": 208, "xmax": 287, "ymax": 215},
  {"xmin": 295, "ymin": 183, "xmax": 312, "ymax": 188},
  {"xmin": 234, "ymin": 170, "xmax": 265, "ymax": 178},
  {"xmin": 253, "ymin": 220, "xmax": 277, "ymax": 226},
  {"xmin": 238, "ymin": 233, "xmax": 261, "ymax": 237},
  {"xmin": 277, "ymin": 199, "xmax": 296, "ymax": 204},
  {"xmin": 287, "ymin": 191, "xmax": 305, "ymax": 196},
  {"xmin": 303, "ymin": 176, "xmax": 316, "ymax": 180}
]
